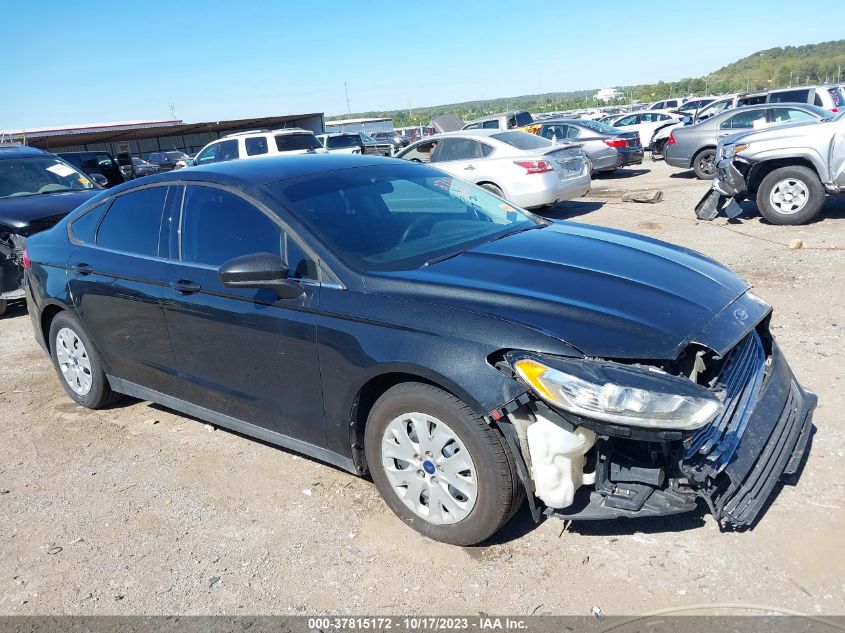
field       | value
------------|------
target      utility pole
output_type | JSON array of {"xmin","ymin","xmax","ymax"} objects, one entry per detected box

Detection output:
[{"xmin": 344, "ymin": 82, "xmax": 351, "ymax": 115}]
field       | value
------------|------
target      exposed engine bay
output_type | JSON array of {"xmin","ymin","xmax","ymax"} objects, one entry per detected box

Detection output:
[{"xmin": 0, "ymin": 227, "xmax": 27, "ymax": 301}]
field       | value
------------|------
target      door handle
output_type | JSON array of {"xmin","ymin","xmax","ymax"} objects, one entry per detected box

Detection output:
[
  {"xmin": 72, "ymin": 263, "xmax": 93, "ymax": 275},
  {"xmin": 464, "ymin": 165, "xmax": 475, "ymax": 171},
  {"xmin": 168, "ymin": 279, "xmax": 201, "ymax": 294}
]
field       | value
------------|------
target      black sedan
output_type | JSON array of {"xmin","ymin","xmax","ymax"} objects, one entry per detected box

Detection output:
[{"xmin": 24, "ymin": 155, "xmax": 815, "ymax": 545}]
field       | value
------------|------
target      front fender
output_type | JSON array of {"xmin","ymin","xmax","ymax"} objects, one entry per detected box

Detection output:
[{"xmin": 744, "ymin": 147, "xmax": 829, "ymax": 182}]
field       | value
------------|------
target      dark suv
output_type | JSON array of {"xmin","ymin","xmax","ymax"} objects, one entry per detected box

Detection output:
[
  {"xmin": 58, "ymin": 150, "xmax": 124, "ymax": 188},
  {"xmin": 0, "ymin": 145, "xmax": 99, "ymax": 315}
]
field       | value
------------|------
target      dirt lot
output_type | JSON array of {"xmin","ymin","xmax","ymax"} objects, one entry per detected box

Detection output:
[{"xmin": 1, "ymin": 160, "xmax": 843, "ymax": 617}]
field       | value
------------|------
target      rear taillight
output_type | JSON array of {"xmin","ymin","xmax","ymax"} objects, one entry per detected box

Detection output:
[
  {"xmin": 668, "ymin": 132, "xmax": 677, "ymax": 145},
  {"xmin": 514, "ymin": 160, "xmax": 553, "ymax": 174},
  {"xmin": 604, "ymin": 138, "xmax": 628, "ymax": 148},
  {"xmin": 22, "ymin": 249, "xmax": 31, "ymax": 269}
]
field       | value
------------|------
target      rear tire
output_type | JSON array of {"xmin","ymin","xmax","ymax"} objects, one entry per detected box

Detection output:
[
  {"xmin": 365, "ymin": 382, "xmax": 523, "ymax": 545},
  {"xmin": 48, "ymin": 311, "xmax": 122, "ymax": 409},
  {"xmin": 755, "ymin": 166, "xmax": 825, "ymax": 225},
  {"xmin": 692, "ymin": 148, "xmax": 716, "ymax": 180}
]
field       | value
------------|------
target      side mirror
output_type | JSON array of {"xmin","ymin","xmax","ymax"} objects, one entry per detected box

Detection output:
[
  {"xmin": 683, "ymin": 116, "xmax": 692, "ymax": 125},
  {"xmin": 219, "ymin": 252, "xmax": 303, "ymax": 299},
  {"xmin": 90, "ymin": 173, "xmax": 109, "ymax": 188}
]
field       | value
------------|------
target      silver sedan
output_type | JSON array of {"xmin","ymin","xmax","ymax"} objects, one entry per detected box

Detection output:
[{"xmin": 395, "ymin": 130, "xmax": 591, "ymax": 209}]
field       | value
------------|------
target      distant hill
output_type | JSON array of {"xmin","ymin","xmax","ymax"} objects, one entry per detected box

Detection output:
[{"xmin": 330, "ymin": 39, "xmax": 845, "ymax": 128}]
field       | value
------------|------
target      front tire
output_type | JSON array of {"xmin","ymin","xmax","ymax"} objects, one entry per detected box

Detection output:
[
  {"xmin": 0, "ymin": 299, "xmax": 7, "ymax": 317},
  {"xmin": 365, "ymin": 383, "xmax": 523, "ymax": 545},
  {"xmin": 48, "ymin": 311, "xmax": 122, "ymax": 409},
  {"xmin": 756, "ymin": 166, "xmax": 825, "ymax": 225},
  {"xmin": 692, "ymin": 148, "xmax": 716, "ymax": 180}
]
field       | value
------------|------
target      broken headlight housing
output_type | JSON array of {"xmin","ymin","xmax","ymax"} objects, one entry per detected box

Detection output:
[
  {"xmin": 721, "ymin": 143, "xmax": 749, "ymax": 159},
  {"xmin": 509, "ymin": 353, "xmax": 723, "ymax": 431}
]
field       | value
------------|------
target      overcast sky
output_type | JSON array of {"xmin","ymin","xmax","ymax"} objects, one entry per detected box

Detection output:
[{"xmin": 2, "ymin": 0, "xmax": 844, "ymax": 129}]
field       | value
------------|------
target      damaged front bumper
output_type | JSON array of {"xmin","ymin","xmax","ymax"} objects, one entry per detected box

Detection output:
[
  {"xmin": 695, "ymin": 159, "xmax": 748, "ymax": 221},
  {"xmin": 497, "ymin": 330, "xmax": 816, "ymax": 530}
]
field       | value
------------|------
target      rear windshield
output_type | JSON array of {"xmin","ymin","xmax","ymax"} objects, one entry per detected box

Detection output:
[
  {"xmin": 327, "ymin": 135, "xmax": 362, "ymax": 149},
  {"xmin": 275, "ymin": 133, "xmax": 322, "ymax": 152},
  {"xmin": 575, "ymin": 120, "xmax": 621, "ymax": 135},
  {"xmin": 491, "ymin": 131, "xmax": 552, "ymax": 150}
]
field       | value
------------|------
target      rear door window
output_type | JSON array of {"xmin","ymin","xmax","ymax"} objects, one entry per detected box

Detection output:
[
  {"xmin": 245, "ymin": 136, "xmax": 269, "ymax": 156},
  {"xmin": 481, "ymin": 120, "xmax": 500, "ymax": 129},
  {"xmin": 770, "ymin": 107, "xmax": 816, "ymax": 123},
  {"xmin": 70, "ymin": 202, "xmax": 109, "ymax": 243},
  {"xmin": 96, "ymin": 186, "xmax": 168, "ymax": 256}
]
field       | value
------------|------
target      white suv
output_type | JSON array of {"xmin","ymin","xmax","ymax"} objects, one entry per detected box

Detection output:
[{"xmin": 194, "ymin": 129, "xmax": 326, "ymax": 166}]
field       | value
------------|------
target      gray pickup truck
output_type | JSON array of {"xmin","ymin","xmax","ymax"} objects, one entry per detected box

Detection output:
[{"xmin": 696, "ymin": 112, "xmax": 845, "ymax": 224}]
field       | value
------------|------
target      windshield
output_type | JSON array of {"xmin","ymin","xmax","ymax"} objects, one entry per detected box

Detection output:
[
  {"xmin": 0, "ymin": 157, "xmax": 96, "ymax": 199},
  {"xmin": 265, "ymin": 163, "xmax": 538, "ymax": 271},
  {"xmin": 163, "ymin": 151, "xmax": 187, "ymax": 160}
]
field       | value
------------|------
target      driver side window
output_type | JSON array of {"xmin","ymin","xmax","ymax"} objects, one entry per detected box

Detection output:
[
  {"xmin": 179, "ymin": 185, "xmax": 317, "ymax": 279},
  {"xmin": 400, "ymin": 141, "xmax": 437, "ymax": 163}
]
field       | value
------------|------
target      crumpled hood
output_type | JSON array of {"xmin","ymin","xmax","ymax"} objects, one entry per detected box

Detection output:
[
  {"xmin": 364, "ymin": 222, "xmax": 754, "ymax": 360},
  {"xmin": 0, "ymin": 190, "xmax": 99, "ymax": 234}
]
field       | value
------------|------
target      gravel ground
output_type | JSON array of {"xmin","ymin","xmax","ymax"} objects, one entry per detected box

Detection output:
[{"xmin": 1, "ymin": 160, "xmax": 843, "ymax": 617}]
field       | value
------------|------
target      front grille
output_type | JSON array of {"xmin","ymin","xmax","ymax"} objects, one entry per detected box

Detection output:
[{"xmin": 683, "ymin": 330, "xmax": 767, "ymax": 481}]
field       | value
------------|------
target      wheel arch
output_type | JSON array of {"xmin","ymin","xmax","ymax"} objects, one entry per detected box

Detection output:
[
  {"xmin": 747, "ymin": 158, "xmax": 821, "ymax": 195},
  {"xmin": 692, "ymin": 145, "xmax": 717, "ymax": 161},
  {"xmin": 39, "ymin": 300, "xmax": 73, "ymax": 353},
  {"xmin": 347, "ymin": 366, "xmax": 492, "ymax": 475},
  {"xmin": 476, "ymin": 180, "xmax": 507, "ymax": 197}
]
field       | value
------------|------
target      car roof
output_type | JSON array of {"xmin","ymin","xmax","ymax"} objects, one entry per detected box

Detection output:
[
  {"xmin": 110, "ymin": 154, "xmax": 397, "ymax": 191},
  {"xmin": 0, "ymin": 144, "xmax": 52, "ymax": 160},
  {"xmin": 223, "ymin": 128, "xmax": 311, "ymax": 138},
  {"xmin": 429, "ymin": 129, "xmax": 510, "ymax": 139},
  {"xmin": 464, "ymin": 110, "xmax": 529, "ymax": 124}
]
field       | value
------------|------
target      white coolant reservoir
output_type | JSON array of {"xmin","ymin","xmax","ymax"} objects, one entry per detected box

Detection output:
[{"xmin": 525, "ymin": 414, "xmax": 596, "ymax": 509}]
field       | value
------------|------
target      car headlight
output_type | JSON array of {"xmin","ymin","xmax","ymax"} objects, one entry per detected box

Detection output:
[
  {"xmin": 509, "ymin": 354, "xmax": 723, "ymax": 431},
  {"xmin": 721, "ymin": 143, "xmax": 749, "ymax": 159}
]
